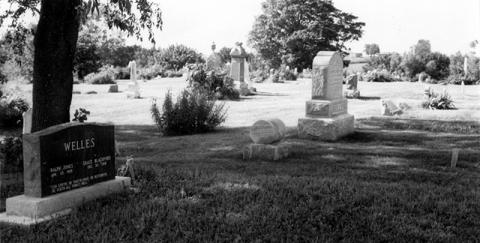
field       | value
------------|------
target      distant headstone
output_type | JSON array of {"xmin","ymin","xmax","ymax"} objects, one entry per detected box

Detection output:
[
  {"xmin": 249, "ymin": 119, "xmax": 286, "ymax": 144},
  {"xmin": 381, "ymin": 99, "xmax": 403, "ymax": 116},
  {"xmin": 298, "ymin": 51, "xmax": 354, "ymax": 141},
  {"xmin": 108, "ymin": 84, "xmax": 119, "ymax": 93},
  {"xmin": 230, "ymin": 42, "xmax": 247, "ymax": 82},
  {"xmin": 0, "ymin": 123, "xmax": 130, "ymax": 225},
  {"xmin": 126, "ymin": 61, "xmax": 141, "ymax": 99}
]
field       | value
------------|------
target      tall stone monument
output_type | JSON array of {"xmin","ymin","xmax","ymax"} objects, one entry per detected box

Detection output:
[
  {"xmin": 230, "ymin": 42, "xmax": 253, "ymax": 96},
  {"xmin": 230, "ymin": 42, "xmax": 247, "ymax": 82},
  {"xmin": 298, "ymin": 51, "xmax": 354, "ymax": 141},
  {"xmin": 126, "ymin": 60, "xmax": 141, "ymax": 99}
]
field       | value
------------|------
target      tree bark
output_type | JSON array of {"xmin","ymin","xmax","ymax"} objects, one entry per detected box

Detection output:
[{"xmin": 32, "ymin": 0, "xmax": 81, "ymax": 132}]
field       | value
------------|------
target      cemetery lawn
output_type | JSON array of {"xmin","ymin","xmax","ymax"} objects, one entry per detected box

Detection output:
[
  {"xmin": 2, "ymin": 118, "xmax": 480, "ymax": 242},
  {"xmin": 2, "ymin": 78, "xmax": 480, "ymax": 241}
]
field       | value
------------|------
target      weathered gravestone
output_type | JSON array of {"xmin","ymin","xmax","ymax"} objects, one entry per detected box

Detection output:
[
  {"xmin": 126, "ymin": 61, "xmax": 141, "ymax": 99},
  {"xmin": 0, "ymin": 123, "xmax": 130, "ymax": 225},
  {"xmin": 230, "ymin": 42, "xmax": 254, "ymax": 96},
  {"xmin": 243, "ymin": 119, "xmax": 290, "ymax": 161},
  {"xmin": 344, "ymin": 74, "xmax": 360, "ymax": 98},
  {"xmin": 108, "ymin": 84, "xmax": 119, "ymax": 93},
  {"xmin": 298, "ymin": 51, "xmax": 354, "ymax": 141}
]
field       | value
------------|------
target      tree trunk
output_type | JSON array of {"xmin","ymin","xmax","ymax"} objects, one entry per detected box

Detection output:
[{"xmin": 31, "ymin": 0, "xmax": 81, "ymax": 132}]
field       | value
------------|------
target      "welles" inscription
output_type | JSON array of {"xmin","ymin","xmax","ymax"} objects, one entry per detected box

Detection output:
[{"xmin": 63, "ymin": 138, "xmax": 95, "ymax": 152}]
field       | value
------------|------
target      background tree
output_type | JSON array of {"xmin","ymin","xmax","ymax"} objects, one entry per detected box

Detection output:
[
  {"xmin": 217, "ymin": 47, "xmax": 232, "ymax": 65},
  {"xmin": 414, "ymin": 39, "xmax": 431, "ymax": 57},
  {"xmin": 248, "ymin": 0, "xmax": 364, "ymax": 70},
  {"xmin": 0, "ymin": 0, "xmax": 162, "ymax": 132},
  {"xmin": 364, "ymin": 43, "xmax": 380, "ymax": 56},
  {"xmin": 0, "ymin": 25, "xmax": 35, "ymax": 83},
  {"xmin": 159, "ymin": 44, "xmax": 204, "ymax": 70}
]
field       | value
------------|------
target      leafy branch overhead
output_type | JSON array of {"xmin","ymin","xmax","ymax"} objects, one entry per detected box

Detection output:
[{"xmin": 0, "ymin": 0, "xmax": 162, "ymax": 44}]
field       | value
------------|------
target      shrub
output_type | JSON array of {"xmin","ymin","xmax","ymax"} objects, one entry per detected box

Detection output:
[
  {"xmin": 166, "ymin": 70, "xmax": 183, "ymax": 78},
  {"xmin": 84, "ymin": 66, "xmax": 116, "ymax": 84},
  {"xmin": 139, "ymin": 65, "xmax": 165, "ymax": 80},
  {"xmin": 280, "ymin": 69, "xmax": 297, "ymax": 81},
  {"xmin": 363, "ymin": 69, "xmax": 396, "ymax": 82},
  {"xmin": 422, "ymin": 87, "xmax": 455, "ymax": 110},
  {"xmin": 114, "ymin": 67, "xmax": 130, "ymax": 80},
  {"xmin": 250, "ymin": 69, "xmax": 269, "ymax": 83},
  {"xmin": 424, "ymin": 52, "xmax": 450, "ymax": 80},
  {"xmin": 151, "ymin": 89, "xmax": 227, "ymax": 136},
  {"xmin": 187, "ymin": 64, "xmax": 239, "ymax": 100},
  {"xmin": 0, "ymin": 95, "xmax": 29, "ymax": 127},
  {"xmin": 72, "ymin": 108, "xmax": 91, "ymax": 123},
  {"xmin": 0, "ymin": 136, "xmax": 23, "ymax": 173}
]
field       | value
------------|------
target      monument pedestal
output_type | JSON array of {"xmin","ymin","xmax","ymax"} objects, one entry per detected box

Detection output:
[
  {"xmin": 242, "ymin": 143, "xmax": 290, "ymax": 161},
  {"xmin": 298, "ymin": 114, "xmax": 354, "ymax": 141},
  {"xmin": 0, "ymin": 177, "xmax": 131, "ymax": 225}
]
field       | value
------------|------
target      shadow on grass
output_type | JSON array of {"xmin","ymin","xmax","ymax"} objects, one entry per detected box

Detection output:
[
  {"xmin": 3, "ymin": 118, "xmax": 480, "ymax": 242},
  {"xmin": 356, "ymin": 96, "xmax": 381, "ymax": 100}
]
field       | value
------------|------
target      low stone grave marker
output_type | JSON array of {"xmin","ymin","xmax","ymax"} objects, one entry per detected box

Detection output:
[
  {"xmin": 243, "ymin": 119, "xmax": 290, "ymax": 161},
  {"xmin": 249, "ymin": 119, "xmax": 286, "ymax": 144},
  {"xmin": 108, "ymin": 84, "xmax": 119, "ymax": 93},
  {"xmin": 0, "ymin": 122, "xmax": 130, "ymax": 225}
]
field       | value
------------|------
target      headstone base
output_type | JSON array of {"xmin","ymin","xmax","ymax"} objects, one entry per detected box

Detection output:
[
  {"xmin": 242, "ymin": 143, "xmax": 290, "ymax": 161},
  {"xmin": 0, "ymin": 177, "xmax": 131, "ymax": 225},
  {"xmin": 306, "ymin": 99, "xmax": 347, "ymax": 118},
  {"xmin": 345, "ymin": 90, "xmax": 360, "ymax": 99},
  {"xmin": 298, "ymin": 114, "xmax": 354, "ymax": 141}
]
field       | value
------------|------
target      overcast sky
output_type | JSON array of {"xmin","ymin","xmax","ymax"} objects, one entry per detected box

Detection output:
[
  {"xmin": 141, "ymin": 0, "xmax": 480, "ymax": 55},
  {"xmin": 1, "ymin": 0, "xmax": 479, "ymax": 55}
]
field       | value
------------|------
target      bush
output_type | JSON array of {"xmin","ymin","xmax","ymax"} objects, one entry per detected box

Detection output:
[
  {"xmin": 0, "ymin": 95, "xmax": 29, "ymax": 127},
  {"xmin": 422, "ymin": 87, "xmax": 455, "ymax": 110},
  {"xmin": 280, "ymin": 69, "xmax": 297, "ymax": 81},
  {"xmin": 84, "ymin": 66, "xmax": 116, "ymax": 84},
  {"xmin": 0, "ymin": 136, "xmax": 23, "ymax": 173},
  {"xmin": 250, "ymin": 69, "xmax": 269, "ymax": 83},
  {"xmin": 363, "ymin": 69, "xmax": 396, "ymax": 82},
  {"xmin": 139, "ymin": 65, "xmax": 165, "ymax": 80},
  {"xmin": 187, "ymin": 64, "xmax": 239, "ymax": 100},
  {"xmin": 114, "ymin": 67, "xmax": 130, "ymax": 80},
  {"xmin": 151, "ymin": 89, "xmax": 227, "ymax": 136},
  {"xmin": 166, "ymin": 70, "xmax": 183, "ymax": 78},
  {"xmin": 72, "ymin": 108, "xmax": 91, "ymax": 123}
]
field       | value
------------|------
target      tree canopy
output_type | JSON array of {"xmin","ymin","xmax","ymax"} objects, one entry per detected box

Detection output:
[
  {"xmin": 364, "ymin": 43, "xmax": 380, "ymax": 56},
  {"xmin": 248, "ymin": 0, "xmax": 364, "ymax": 70},
  {"xmin": 0, "ymin": 0, "xmax": 162, "ymax": 131}
]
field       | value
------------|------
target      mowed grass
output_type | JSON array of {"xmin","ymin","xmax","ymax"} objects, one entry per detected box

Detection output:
[
  {"xmin": 2, "ymin": 118, "xmax": 480, "ymax": 242},
  {"xmin": 10, "ymin": 77, "xmax": 480, "ymax": 128},
  {"xmin": 2, "ymin": 78, "xmax": 480, "ymax": 241}
]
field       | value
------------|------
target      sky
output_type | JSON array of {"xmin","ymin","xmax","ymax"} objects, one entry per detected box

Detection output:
[
  {"xmin": 138, "ymin": 0, "xmax": 480, "ymax": 55},
  {"xmin": 1, "ymin": 0, "xmax": 479, "ymax": 55}
]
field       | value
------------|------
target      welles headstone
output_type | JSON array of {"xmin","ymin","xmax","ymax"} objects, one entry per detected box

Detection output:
[
  {"xmin": 23, "ymin": 123, "xmax": 116, "ymax": 197},
  {"xmin": 0, "ymin": 123, "xmax": 130, "ymax": 225},
  {"xmin": 298, "ymin": 51, "xmax": 354, "ymax": 141}
]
